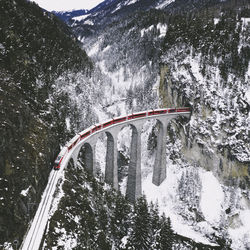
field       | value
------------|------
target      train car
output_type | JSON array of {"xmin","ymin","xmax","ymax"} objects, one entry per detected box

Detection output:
[
  {"xmin": 53, "ymin": 146, "xmax": 68, "ymax": 170},
  {"xmin": 79, "ymin": 125, "xmax": 95, "ymax": 140},
  {"xmin": 176, "ymin": 107, "xmax": 191, "ymax": 112},
  {"xmin": 113, "ymin": 116, "xmax": 127, "ymax": 124},
  {"xmin": 79, "ymin": 129, "xmax": 91, "ymax": 140},
  {"xmin": 128, "ymin": 111, "xmax": 147, "ymax": 120},
  {"xmin": 102, "ymin": 119, "xmax": 113, "ymax": 128},
  {"xmin": 91, "ymin": 124, "xmax": 102, "ymax": 133},
  {"xmin": 67, "ymin": 134, "xmax": 81, "ymax": 151},
  {"xmin": 148, "ymin": 109, "xmax": 167, "ymax": 116},
  {"xmin": 168, "ymin": 108, "xmax": 176, "ymax": 113}
]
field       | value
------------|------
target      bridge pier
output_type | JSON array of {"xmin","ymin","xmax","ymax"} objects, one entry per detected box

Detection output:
[
  {"xmin": 73, "ymin": 140, "xmax": 97, "ymax": 175},
  {"xmin": 105, "ymin": 132, "xmax": 118, "ymax": 190},
  {"xmin": 70, "ymin": 111, "xmax": 190, "ymax": 202},
  {"xmin": 152, "ymin": 119, "xmax": 169, "ymax": 186},
  {"xmin": 126, "ymin": 125, "xmax": 142, "ymax": 202},
  {"xmin": 72, "ymin": 147, "xmax": 80, "ymax": 168}
]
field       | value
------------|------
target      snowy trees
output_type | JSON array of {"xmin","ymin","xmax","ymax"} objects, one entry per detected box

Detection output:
[
  {"xmin": 123, "ymin": 196, "xmax": 174, "ymax": 250},
  {"xmin": 44, "ymin": 168, "xmax": 177, "ymax": 249},
  {"xmin": 127, "ymin": 196, "xmax": 151, "ymax": 249},
  {"xmin": 178, "ymin": 168, "xmax": 202, "ymax": 222},
  {"xmin": 159, "ymin": 214, "xmax": 174, "ymax": 250},
  {"xmin": 0, "ymin": 0, "xmax": 94, "ymax": 245}
]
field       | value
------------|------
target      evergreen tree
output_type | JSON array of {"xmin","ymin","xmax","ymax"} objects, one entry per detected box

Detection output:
[
  {"xmin": 127, "ymin": 196, "xmax": 151, "ymax": 250},
  {"xmin": 111, "ymin": 194, "xmax": 131, "ymax": 248},
  {"xmin": 149, "ymin": 201, "xmax": 160, "ymax": 247},
  {"xmin": 159, "ymin": 214, "xmax": 174, "ymax": 250}
]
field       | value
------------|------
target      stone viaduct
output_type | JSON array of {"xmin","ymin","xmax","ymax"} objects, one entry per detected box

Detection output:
[{"xmin": 68, "ymin": 109, "xmax": 191, "ymax": 202}]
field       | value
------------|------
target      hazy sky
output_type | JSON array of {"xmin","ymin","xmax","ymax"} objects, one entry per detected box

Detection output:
[{"xmin": 30, "ymin": 0, "xmax": 104, "ymax": 11}]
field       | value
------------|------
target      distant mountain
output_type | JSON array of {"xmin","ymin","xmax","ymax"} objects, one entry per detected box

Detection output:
[
  {"xmin": 52, "ymin": 9, "xmax": 89, "ymax": 23},
  {"xmin": 54, "ymin": 0, "xmax": 176, "ymax": 28}
]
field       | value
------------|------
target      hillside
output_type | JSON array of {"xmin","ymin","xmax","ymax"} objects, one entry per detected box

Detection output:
[
  {"xmin": 50, "ymin": 0, "xmax": 250, "ymax": 248},
  {"xmin": 0, "ymin": 0, "xmax": 93, "ymax": 247},
  {"xmin": 1, "ymin": 0, "xmax": 249, "ymax": 249}
]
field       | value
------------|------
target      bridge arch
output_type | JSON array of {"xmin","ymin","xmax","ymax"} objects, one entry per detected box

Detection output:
[
  {"xmin": 67, "ymin": 108, "xmax": 190, "ymax": 202},
  {"xmin": 77, "ymin": 142, "xmax": 95, "ymax": 174}
]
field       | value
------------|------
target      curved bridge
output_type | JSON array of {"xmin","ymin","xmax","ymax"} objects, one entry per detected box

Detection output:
[
  {"xmin": 21, "ymin": 108, "xmax": 190, "ymax": 250},
  {"xmin": 67, "ymin": 108, "xmax": 191, "ymax": 202}
]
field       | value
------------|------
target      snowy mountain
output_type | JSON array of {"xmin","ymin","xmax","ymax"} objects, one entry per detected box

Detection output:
[
  {"xmin": 1, "ymin": 0, "xmax": 250, "ymax": 249},
  {"xmin": 46, "ymin": 0, "xmax": 250, "ymax": 249},
  {"xmin": 52, "ymin": 9, "xmax": 89, "ymax": 23},
  {"xmin": 0, "ymin": 0, "xmax": 95, "ymax": 248}
]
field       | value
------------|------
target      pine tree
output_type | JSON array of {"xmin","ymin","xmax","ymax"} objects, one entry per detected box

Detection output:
[
  {"xmin": 111, "ymin": 194, "xmax": 131, "ymax": 248},
  {"xmin": 126, "ymin": 196, "xmax": 151, "ymax": 250},
  {"xmin": 149, "ymin": 201, "xmax": 160, "ymax": 247},
  {"xmin": 159, "ymin": 214, "xmax": 174, "ymax": 250}
]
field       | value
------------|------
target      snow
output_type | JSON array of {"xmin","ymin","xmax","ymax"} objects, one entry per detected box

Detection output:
[
  {"xmin": 229, "ymin": 210, "xmax": 250, "ymax": 249},
  {"xmin": 125, "ymin": 0, "xmax": 138, "ymax": 6},
  {"xmin": 93, "ymin": 105, "xmax": 109, "ymax": 122},
  {"xmin": 48, "ymin": 175, "xmax": 65, "ymax": 218},
  {"xmin": 120, "ymin": 176, "xmax": 128, "ymax": 196},
  {"xmin": 142, "ymin": 164, "xmax": 219, "ymax": 246},
  {"xmin": 65, "ymin": 117, "xmax": 71, "ymax": 131},
  {"xmin": 87, "ymin": 41, "xmax": 100, "ymax": 56},
  {"xmin": 157, "ymin": 23, "xmax": 167, "ymax": 38},
  {"xmin": 95, "ymin": 137, "xmax": 107, "ymax": 174},
  {"xmin": 241, "ymin": 17, "xmax": 250, "ymax": 25},
  {"xmin": 72, "ymin": 14, "xmax": 90, "ymax": 22},
  {"xmin": 117, "ymin": 126, "xmax": 132, "ymax": 159},
  {"xmin": 84, "ymin": 19, "xmax": 94, "ymax": 25},
  {"xmin": 246, "ymin": 86, "xmax": 250, "ymax": 104},
  {"xmin": 102, "ymin": 45, "xmax": 111, "ymax": 52},
  {"xmin": 140, "ymin": 25, "xmax": 154, "ymax": 37},
  {"xmin": 99, "ymin": 61, "xmax": 132, "ymax": 95},
  {"xmin": 156, "ymin": 0, "xmax": 175, "ymax": 9},
  {"xmin": 200, "ymin": 171, "xmax": 224, "ymax": 224},
  {"xmin": 52, "ymin": 228, "xmax": 77, "ymax": 249},
  {"xmin": 2, "ymin": 243, "xmax": 13, "ymax": 250},
  {"xmin": 214, "ymin": 18, "xmax": 220, "ymax": 25},
  {"xmin": 112, "ymin": 0, "xmax": 138, "ymax": 14},
  {"xmin": 21, "ymin": 186, "xmax": 30, "ymax": 196},
  {"xmin": 111, "ymin": 3, "xmax": 122, "ymax": 13}
]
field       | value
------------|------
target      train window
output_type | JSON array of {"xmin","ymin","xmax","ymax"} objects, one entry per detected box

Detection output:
[
  {"xmin": 168, "ymin": 109, "xmax": 176, "ymax": 113},
  {"xmin": 103, "ymin": 121, "xmax": 113, "ymax": 127},
  {"xmin": 114, "ymin": 117, "xmax": 126, "ymax": 123},
  {"xmin": 81, "ymin": 131, "xmax": 90, "ymax": 138},
  {"xmin": 133, "ymin": 113, "xmax": 146, "ymax": 117}
]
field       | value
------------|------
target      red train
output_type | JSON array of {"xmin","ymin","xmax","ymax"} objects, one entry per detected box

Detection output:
[{"xmin": 53, "ymin": 107, "xmax": 191, "ymax": 170}]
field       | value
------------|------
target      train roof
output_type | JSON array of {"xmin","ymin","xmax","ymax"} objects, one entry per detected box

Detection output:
[
  {"xmin": 79, "ymin": 125, "xmax": 95, "ymax": 136},
  {"xmin": 58, "ymin": 146, "xmax": 68, "ymax": 156},
  {"xmin": 147, "ymin": 108, "xmax": 168, "ymax": 112},
  {"xmin": 131, "ymin": 110, "xmax": 147, "ymax": 115},
  {"xmin": 68, "ymin": 134, "xmax": 80, "ymax": 144}
]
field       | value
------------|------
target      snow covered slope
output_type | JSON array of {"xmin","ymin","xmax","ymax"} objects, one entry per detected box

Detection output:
[
  {"xmin": 30, "ymin": 0, "xmax": 250, "ymax": 249},
  {"xmin": 64, "ymin": 0, "xmax": 250, "ymax": 248}
]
